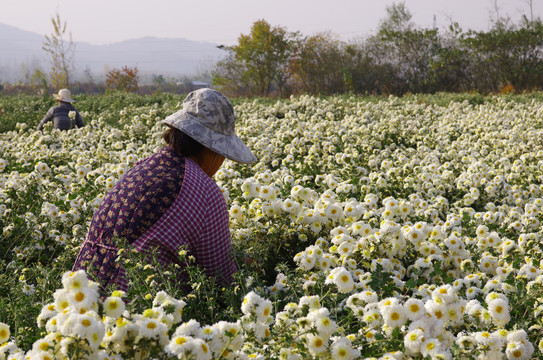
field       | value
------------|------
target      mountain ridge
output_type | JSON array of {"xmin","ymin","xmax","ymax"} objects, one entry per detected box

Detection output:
[{"xmin": 0, "ymin": 23, "xmax": 225, "ymax": 83}]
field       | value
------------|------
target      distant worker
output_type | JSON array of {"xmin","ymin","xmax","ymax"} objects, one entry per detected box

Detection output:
[{"xmin": 37, "ymin": 88, "xmax": 85, "ymax": 131}]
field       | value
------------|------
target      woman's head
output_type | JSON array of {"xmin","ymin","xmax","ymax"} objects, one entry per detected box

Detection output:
[
  {"xmin": 161, "ymin": 88, "xmax": 256, "ymax": 164},
  {"xmin": 163, "ymin": 125, "xmax": 204, "ymax": 157},
  {"xmin": 54, "ymin": 89, "xmax": 76, "ymax": 103},
  {"xmin": 163, "ymin": 125, "xmax": 225, "ymax": 177}
]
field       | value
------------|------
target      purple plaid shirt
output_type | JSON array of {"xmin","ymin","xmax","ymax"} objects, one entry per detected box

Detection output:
[{"xmin": 73, "ymin": 147, "xmax": 236, "ymax": 292}]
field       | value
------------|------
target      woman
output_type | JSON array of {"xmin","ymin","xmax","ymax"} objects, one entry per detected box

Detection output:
[
  {"xmin": 72, "ymin": 88, "xmax": 256, "ymax": 293},
  {"xmin": 37, "ymin": 88, "xmax": 85, "ymax": 130}
]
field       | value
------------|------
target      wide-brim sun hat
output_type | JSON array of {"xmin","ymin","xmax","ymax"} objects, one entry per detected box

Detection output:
[
  {"xmin": 162, "ymin": 88, "xmax": 257, "ymax": 164},
  {"xmin": 54, "ymin": 88, "xmax": 76, "ymax": 103}
]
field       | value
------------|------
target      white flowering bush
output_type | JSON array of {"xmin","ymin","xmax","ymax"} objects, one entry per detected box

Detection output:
[{"xmin": 1, "ymin": 93, "xmax": 543, "ymax": 359}]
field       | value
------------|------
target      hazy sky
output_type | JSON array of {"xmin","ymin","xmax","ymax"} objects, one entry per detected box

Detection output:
[{"xmin": 1, "ymin": 0, "xmax": 541, "ymax": 45}]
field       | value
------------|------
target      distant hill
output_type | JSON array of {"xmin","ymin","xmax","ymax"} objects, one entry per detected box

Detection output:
[{"xmin": 0, "ymin": 23, "xmax": 226, "ymax": 83}]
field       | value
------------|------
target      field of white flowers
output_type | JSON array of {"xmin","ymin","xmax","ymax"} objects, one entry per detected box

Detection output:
[{"xmin": 1, "ymin": 93, "xmax": 543, "ymax": 359}]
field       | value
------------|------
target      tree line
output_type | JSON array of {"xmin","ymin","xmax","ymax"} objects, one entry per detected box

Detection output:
[
  {"xmin": 213, "ymin": 3, "xmax": 543, "ymax": 97},
  {"xmin": 4, "ymin": 3, "xmax": 542, "ymax": 97}
]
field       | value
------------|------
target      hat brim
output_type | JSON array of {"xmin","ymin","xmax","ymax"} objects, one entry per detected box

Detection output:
[{"xmin": 162, "ymin": 112, "xmax": 257, "ymax": 164}]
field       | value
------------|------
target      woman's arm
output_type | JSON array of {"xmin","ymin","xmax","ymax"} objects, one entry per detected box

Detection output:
[
  {"xmin": 75, "ymin": 110, "xmax": 85, "ymax": 128},
  {"xmin": 37, "ymin": 108, "xmax": 54, "ymax": 130}
]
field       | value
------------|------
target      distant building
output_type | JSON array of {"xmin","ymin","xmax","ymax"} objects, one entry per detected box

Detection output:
[{"xmin": 190, "ymin": 81, "xmax": 210, "ymax": 90}]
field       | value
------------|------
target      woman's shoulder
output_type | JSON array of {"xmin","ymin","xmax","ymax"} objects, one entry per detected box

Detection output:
[{"xmin": 50, "ymin": 103, "xmax": 73, "ymax": 113}]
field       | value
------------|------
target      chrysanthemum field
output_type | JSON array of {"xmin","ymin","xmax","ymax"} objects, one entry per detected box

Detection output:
[{"xmin": 1, "ymin": 93, "xmax": 543, "ymax": 359}]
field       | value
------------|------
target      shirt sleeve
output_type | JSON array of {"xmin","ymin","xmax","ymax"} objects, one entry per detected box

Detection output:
[
  {"xmin": 37, "ymin": 108, "xmax": 54, "ymax": 130},
  {"xmin": 193, "ymin": 183, "xmax": 237, "ymax": 285}
]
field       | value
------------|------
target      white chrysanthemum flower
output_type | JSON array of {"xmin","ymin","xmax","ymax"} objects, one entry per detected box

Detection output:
[
  {"xmin": 282, "ymin": 198, "xmax": 301, "ymax": 215},
  {"xmin": 420, "ymin": 337, "xmax": 441, "ymax": 358},
  {"xmin": 487, "ymin": 298, "xmax": 510, "ymax": 327},
  {"xmin": 345, "ymin": 293, "xmax": 365, "ymax": 312},
  {"xmin": 404, "ymin": 328, "xmax": 424, "ymax": 353},
  {"xmin": 103, "ymin": 296, "xmax": 125, "ymax": 319},
  {"xmin": 215, "ymin": 321, "xmax": 243, "ymax": 351},
  {"xmin": 506, "ymin": 329, "xmax": 530, "ymax": 343},
  {"xmin": 308, "ymin": 308, "xmax": 337, "ymax": 338},
  {"xmin": 425, "ymin": 299, "xmax": 449, "ymax": 322},
  {"xmin": 359, "ymin": 290, "xmax": 379, "ymax": 303},
  {"xmin": 299, "ymin": 295, "xmax": 320, "ymax": 310},
  {"xmin": 318, "ymin": 255, "xmax": 333, "ymax": 270},
  {"xmin": 309, "ymin": 220, "xmax": 323, "ymax": 234},
  {"xmin": 518, "ymin": 263, "xmax": 540, "ymax": 280},
  {"xmin": 306, "ymin": 334, "xmax": 328, "ymax": 356},
  {"xmin": 506, "ymin": 341, "xmax": 534, "ymax": 360},
  {"xmin": 0, "ymin": 322, "xmax": 10, "ymax": 343},
  {"xmin": 432, "ymin": 284, "xmax": 456, "ymax": 304},
  {"xmin": 173, "ymin": 320, "xmax": 202, "ymax": 339},
  {"xmin": 31, "ymin": 333, "xmax": 59, "ymax": 354},
  {"xmin": 61, "ymin": 313, "xmax": 104, "ymax": 349},
  {"xmin": 351, "ymin": 221, "xmax": 372, "ymax": 237},
  {"xmin": 336, "ymin": 241, "xmax": 354, "ymax": 256},
  {"xmin": 136, "ymin": 318, "xmax": 167, "ymax": 339},
  {"xmin": 330, "ymin": 337, "xmax": 360, "ymax": 360},
  {"xmin": 255, "ymin": 298, "xmax": 273, "ymax": 323},
  {"xmin": 241, "ymin": 291, "xmax": 263, "ymax": 316},
  {"xmin": 37, "ymin": 303, "xmax": 57, "ymax": 326},
  {"xmin": 53, "ymin": 289, "xmax": 72, "ymax": 313},
  {"xmin": 406, "ymin": 228, "xmax": 424, "ymax": 244},
  {"xmin": 404, "ymin": 298, "xmax": 425, "ymax": 321},
  {"xmin": 479, "ymin": 255, "xmax": 498, "ymax": 274},
  {"xmin": 297, "ymin": 253, "xmax": 316, "ymax": 271},
  {"xmin": 27, "ymin": 350, "xmax": 56, "ymax": 360},
  {"xmin": 279, "ymin": 348, "xmax": 302, "ymax": 360},
  {"xmin": 378, "ymin": 297, "xmax": 400, "ymax": 313},
  {"xmin": 382, "ymin": 304, "xmax": 407, "ymax": 328},
  {"xmin": 164, "ymin": 335, "xmax": 212, "ymax": 360},
  {"xmin": 326, "ymin": 267, "xmax": 355, "ymax": 293},
  {"xmin": 325, "ymin": 202, "xmax": 343, "ymax": 220},
  {"xmin": 229, "ymin": 204, "xmax": 244, "ymax": 221},
  {"xmin": 362, "ymin": 304, "xmax": 382, "ymax": 324},
  {"xmin": 197, "ymin": 324, "xmax": 218, "ymax": 342},
  {"xmin": 466, "ymin": 286, "xmax": 482, "ymax": 299},
  {"xmin": 246, "ymin": 322, "xmax": 271, "ymax": 340},
  {"xmin": 476, "ymin": 224, "xmax": 489, "ymax": 238},
  {"xmin": 259, "ymin": 185, "xmax": 275, "ymax": 200},
  {"xmin": 61, "ymin": 270, "xmax": 88, "ymax": 292},
  {"xmin": 67, "ymin": 286, "xmax": 98, "ymax": 310},
  {"xmin": 485, "ymin": 291, "xmax": 508, "ymax": 304}
]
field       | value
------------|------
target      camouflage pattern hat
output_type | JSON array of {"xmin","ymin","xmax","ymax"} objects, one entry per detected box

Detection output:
[{"xmin": 162, "ymin": 88, "xmax": 256, "ymax": 163}]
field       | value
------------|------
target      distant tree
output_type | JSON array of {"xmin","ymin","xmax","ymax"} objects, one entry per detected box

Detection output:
[
  {"xmin": 290, "ymin": 32, "xmax": 345, "ymax": 94},
  {"xmin": 374, "ymin": 2, "xmax": 442, "ymax": 93},
  {"xmin": 343, "ymin": 38, "xmax": 394, "ymax": 95},
  {"xmin": 20, "ymin": 57, "xmax": 43, "ymax": 85},
  {"xmin": 488, "ymin": 0, "xmax": 511, "ymax": 30},
  {"xmin": 213, "ymin": 53, "xmax": 249, "ymax": 96},
  {"xmin": 378, "ymin": 2, "xmax": 414, "ymax": 34},
  {"xmin": 42, "ymin": 12, "xmax": 75, "ymax": 89},
  {"xmin": 83, "ymin": 66, "xmax": 94, "ymax": 83},
  {"xmin": 153, "ymin": 74, "xmax": 166, "ymax": 85},
  {"xmin": 30, "ymin": 70, "xmax": 47, "ymax": 86},
  {"xmin": 427, "ymin": 24, "xmax": 476, "ymax": 92},
  {"xmin": 106, "ymin": 66, "xmax": 139, "ymax": 92},
  {"xmin": 462, "ymin": 19, "xmax": 543, "ymax": 92},
  {"xmin": 524, "ymin": 0, "xmax": 535, "ymax": 26},
  {"xmin": 213, "ymin": 19, "xmax": 297, "ymax": 96}
]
